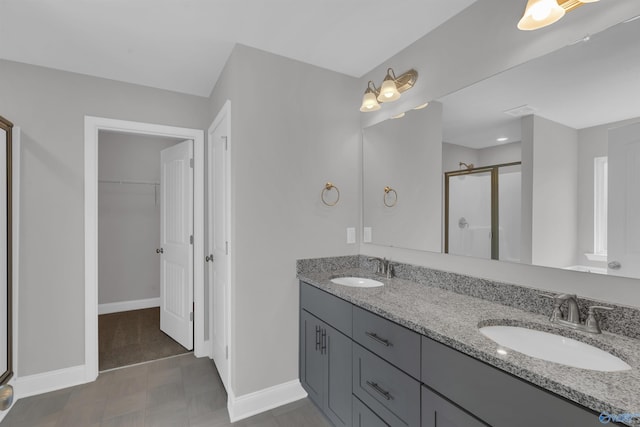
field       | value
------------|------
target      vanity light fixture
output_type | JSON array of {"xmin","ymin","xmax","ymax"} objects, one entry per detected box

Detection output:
[
  {"xmin": 360, "ymin": 68, "xmax": 418, "ymax": 112},
  {"xmin": 518, "ymin": 0, "xmax": 599, "ymax": 31}
]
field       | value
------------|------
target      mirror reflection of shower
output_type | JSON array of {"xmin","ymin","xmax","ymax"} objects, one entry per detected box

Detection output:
[{"xmin": 445, "ymin": 162, "xmax": 521, "ymax": 261}]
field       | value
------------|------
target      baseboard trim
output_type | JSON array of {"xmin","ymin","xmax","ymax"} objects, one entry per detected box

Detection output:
[
  {"xmin": 227, "ymin": 379, "xmax": 307, "ymax": 422},
  {"xmin": 14, "ymin": 364, "xmax": 88, "ymax": 399},
  {"xmin": 98, "ymin": 297, "xmax": 160, "ymax": 315}
]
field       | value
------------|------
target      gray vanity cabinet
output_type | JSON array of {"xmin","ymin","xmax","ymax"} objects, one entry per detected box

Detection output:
[
  {"xmin": 300, "ymin": 284, "xmax": 353, "ymax": 427},
  {"xmin": 353, "ymin": 396, "xmax": 389, "ymax": 427},
  {"xmin": 421, "ymin": 386, "xmax": 487, "ymax": 427},
  {"xmin": 421, "ymin": 336, "xmax": 606, "ymax": 427}
]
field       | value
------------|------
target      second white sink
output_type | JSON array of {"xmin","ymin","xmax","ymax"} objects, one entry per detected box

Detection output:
[
  {"xmin": 479, "ymin": 325, "xmax": 631, "ymax": 372},
  {"xmin": 330, "ymin": 277, "xmax": 384, "ymax": 288}
]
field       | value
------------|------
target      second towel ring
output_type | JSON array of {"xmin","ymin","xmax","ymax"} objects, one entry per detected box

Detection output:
[
  {"xmin": 321, "ymin": 182, "xmax": 340, "ymax": 206},
  {"xmin": 383, "ymin": 186, "xmax": 397, "ymax": 207}
]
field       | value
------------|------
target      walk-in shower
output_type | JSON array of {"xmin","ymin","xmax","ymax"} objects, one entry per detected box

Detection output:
[{"xmin": 444, "ymin": 162, "xmax": 521, "ymax": 261}]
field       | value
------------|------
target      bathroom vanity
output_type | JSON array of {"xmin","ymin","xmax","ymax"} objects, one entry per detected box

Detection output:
[{"xmin": 298, "ymin": 258, "xmax": 639, "ymax": 427}]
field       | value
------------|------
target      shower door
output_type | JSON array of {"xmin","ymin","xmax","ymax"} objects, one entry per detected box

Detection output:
[
  {"xmin": 445, "ymin": 168, "xmax": 495, "ymax": 259},
  {"xmin": 444, "ymin": 162, "xmax": 521, "ymax": 261}
]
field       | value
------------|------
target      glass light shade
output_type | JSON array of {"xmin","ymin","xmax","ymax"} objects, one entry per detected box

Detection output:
[
  {"xmin": 518, "ymin": 0, "xmax": 565, "ymax": 31},
  {"xmin": 360, "ymin": 89, "xmax": 381, "ymax": 112},
  {"xmin": 377, "ymin": 77, "xmax": 401, "ymax": 102}
]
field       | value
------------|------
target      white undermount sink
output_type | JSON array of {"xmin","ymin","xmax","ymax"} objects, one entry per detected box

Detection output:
[
  {"xmin": 479, "ymin": 325, "xmax": 631, "ymax": 372},
  {"xmin": 330, "ymin": 277, "xmax": 384, "ymax": 288}
]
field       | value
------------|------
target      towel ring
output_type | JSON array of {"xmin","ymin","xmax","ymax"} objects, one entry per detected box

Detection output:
[
  {"xmin": 383, "ymin": 186, "xmax": 397, "ymax": 207},
  {"xmin": 321, "ymin": 182, "xmax": 340, "ymax": 206}
]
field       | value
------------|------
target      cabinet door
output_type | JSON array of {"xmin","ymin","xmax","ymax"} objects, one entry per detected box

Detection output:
[
  {"xmin": 353, "ymin": 396, "xmax": 389, "ymax": 427},
  {"xmin": 325, "ymin": 324, "xmax": 352, "ymax": 427},
  {"xmin": 422, "ymin": 386, "xmax": 487, "ymax": 427},
  {"xmin": 300, "ymin": 311, "xmax": 324, "ymax": 406}
]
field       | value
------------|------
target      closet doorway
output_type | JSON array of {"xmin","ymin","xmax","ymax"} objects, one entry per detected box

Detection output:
[
  {"xmin": 98, "ymin": 132, "xmax": 191, "ymax": 370},
  {"xmin": 85, "ymin": 117, "xmax": 205, "ymax": 380}
]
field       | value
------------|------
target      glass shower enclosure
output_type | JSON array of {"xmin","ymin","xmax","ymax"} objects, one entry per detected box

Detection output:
[{"xmin": 444, "ymin": 162, "xmax": 521, "ymax": 261}]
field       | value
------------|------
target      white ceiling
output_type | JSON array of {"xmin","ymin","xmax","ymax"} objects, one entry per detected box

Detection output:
[
  {"xmin": 0, "ymin": 0, "xmax": 476, "ymax": 97},
  {"xmin": 440, "ymin": 15, "xmax": 640, "ymax": 149}
]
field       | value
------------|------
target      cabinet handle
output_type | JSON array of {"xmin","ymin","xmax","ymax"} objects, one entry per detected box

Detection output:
[
  {"xmin": 365, "ymin": 331, "xmax": 391, "ymax": 347},
  {"xmin": 321, "ymin": 329, "xmax": 327, "ymax": 355},
  {"xmin": 366, "ymin": 381, "xmax": 393, "ymax": 401},
  {"xmin": 315, "ymin": 326, "xmax": 321, "ymax": 351}
]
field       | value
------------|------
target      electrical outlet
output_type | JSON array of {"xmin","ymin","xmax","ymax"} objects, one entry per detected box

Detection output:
[{"xmin": 347, "ymin": 227, "xmax": 356, "ymax": 244}]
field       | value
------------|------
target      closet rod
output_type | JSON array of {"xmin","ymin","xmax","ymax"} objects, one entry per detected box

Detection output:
[{"xmin": 99, "ymin": 179, "xmax": 160, "ymax": 186}]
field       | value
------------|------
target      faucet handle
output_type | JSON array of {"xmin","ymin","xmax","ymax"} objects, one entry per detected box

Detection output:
[
  {"xmin": 539, "ymin": 293, "xmax": 563, "ymax": 322},
  {"xmin": 585, "ymin": 306, "xmax": 613, "ymax": 334}
]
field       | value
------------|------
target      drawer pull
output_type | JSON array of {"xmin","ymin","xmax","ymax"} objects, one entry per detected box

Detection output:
[
  {"xmin": 321, "ymin": 328, "xmax": 327, "ymax": 355},
  {"xmin": 366, "ymin": 331, "xmax": 391, "ymax": 347},
  {"xmin": 366, "ymin": 381, "xmax": 393, "ymax": 401}
]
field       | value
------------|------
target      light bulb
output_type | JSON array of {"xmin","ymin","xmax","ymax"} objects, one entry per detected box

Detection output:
[{"xmin": 529, "ymin": 2, "xmax": 552, "ymax": 21}]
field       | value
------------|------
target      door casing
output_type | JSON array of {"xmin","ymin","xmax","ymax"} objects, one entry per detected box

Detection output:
[{"xmin": 84, "ymin": 116, "xmax": 205, "ymax": 381}]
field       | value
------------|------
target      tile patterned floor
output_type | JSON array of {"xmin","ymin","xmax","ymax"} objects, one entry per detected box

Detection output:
[{"xmin": 0, "ymin": 354, "xmax": 330, "ymax": 427}]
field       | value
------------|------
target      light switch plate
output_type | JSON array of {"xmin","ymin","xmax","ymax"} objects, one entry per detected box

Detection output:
[
  {"xmin": 347, "ymin": 227, "xmax": 356, "ymax": 244},
  {"xmin": 364, "ymin": 227, "xmax": 372, "ymax": 243}
]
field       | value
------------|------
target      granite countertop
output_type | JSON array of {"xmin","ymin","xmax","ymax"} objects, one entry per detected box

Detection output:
[{"xmin": 298, "ymin": 268, "xmax": 640, "ymax": 425}]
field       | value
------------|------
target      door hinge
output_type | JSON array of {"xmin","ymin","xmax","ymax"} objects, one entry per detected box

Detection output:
[
  {"xmin": 225, "ymin": 346, "xmax": 229, "ymax": 360},
  {"xmin": 225, "ymin": 241, "xmax": 228, "ymax": 255},
  {"xmin": 222, "ymin": 136, "xmax": 228, "ymax": 151},
  {"xmin": 190, "ymin": 235, "xmax": 194, "ymax": 244},
  {"xmin": 190, "ymin": 158, "xmax": 194, "ymax": 168},
  {"xmin": 190, "ymin": 312, "xmax": 194, "ymax": 322}
]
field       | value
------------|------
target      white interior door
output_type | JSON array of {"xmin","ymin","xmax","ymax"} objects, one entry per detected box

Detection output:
[
  {"xmin": 608, "ymin": 122, "xmax": 640, "ymax": 277},
  {"xmin": 160, "ymin": 139, "xmax": 194, "ymax": 350},
  {"xmin": 208, "ymin": 105, "xmax": 230, "ymax": 390}
]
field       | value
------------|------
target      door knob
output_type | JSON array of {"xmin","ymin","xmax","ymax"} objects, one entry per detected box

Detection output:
[
  {"xmin": 156, "ymin": 248, "xmax": 164, "ymax": 254},
  {"xmin": 205, "ymin": 254, "xmax": 214, "ymax": 262},
  {"xmin": 608, "ymin": 261, "xmax": 621, "ymax": 270}
]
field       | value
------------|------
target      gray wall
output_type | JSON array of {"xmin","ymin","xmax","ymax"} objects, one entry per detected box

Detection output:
[
  {"xmin": 527, "ymin": 116, "xmax": 578, "ymax": 268},
  {"xmin": 0, "ymin": 59, "xmax": 209, "ymax": 376},
  {"xmin": 208, "ymin": 45, "xmax": 361, "ymax": 396},
  {"xmin": 98, "ymin": 132, "xmax": 180, "ymax": 305}
]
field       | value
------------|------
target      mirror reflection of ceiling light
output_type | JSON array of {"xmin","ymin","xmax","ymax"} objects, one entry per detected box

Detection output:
[
  {"xmin": 391, "ymin": 112, "xmax": 406, "ymax": 119},
  {"xmin": 360, "ymin": 68, "xmax": 418, "ymax": 112},
  {"xmin": 497, "ymin": 137, "xmax": 509, "ymax": 142},
  {"xmin": 414, "ymin": 102, "xmax": 430, "ymax": 110},
  {"xmin": 518, "ymin": 0, "xmax": 600, "ymax": 31}
]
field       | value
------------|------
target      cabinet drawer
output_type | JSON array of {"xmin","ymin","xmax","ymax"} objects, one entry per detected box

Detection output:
[
  {"xmin": 422, "ymin": 386, "xmax": 488, "ymax": 427},
  {"xmin": 353, "ymin": 306, "xmax": 421, "ymax": 378},
  {"xmin": 421, "ymin": 337, "xmax": 605, "ymax": 427},
  {"xmin": 300, "ymin": 281, "xmax": 352, "ymax": 336},
  {"xmin": 353, "ymin": 343, "xmax": 420, "ymax": 427},
  {"xmin": 353, "ymin": 396, "xmax": 389, "ymax": 427}
]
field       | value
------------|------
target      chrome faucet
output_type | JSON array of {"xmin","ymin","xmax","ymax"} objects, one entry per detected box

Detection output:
[
  {"xmin": 368, "ymin": 257, "xmax": 394, "ymax": 278},
  {"xmin": 540, "ymin": 293, "xmax": 612, "ymax": 334}
]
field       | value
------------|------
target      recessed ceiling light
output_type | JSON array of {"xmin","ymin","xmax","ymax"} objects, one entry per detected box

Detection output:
[
  {"xmin": 497, "ymin": 137, "xmax": 509, "ymax": 142},
  {"xmin": 413, "ymin": 102, "xmax": 429, "ymax": 110},
  {"xmin": 391, "ymin": 112, "xmax": 406, "ymax": 119}
]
